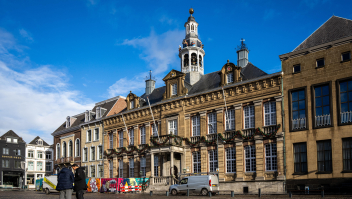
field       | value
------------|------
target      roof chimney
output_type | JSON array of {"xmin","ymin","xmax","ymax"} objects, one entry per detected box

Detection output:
[{"xmin": 145, "ymin": 70, "xmax": 156, "ymax": 95}]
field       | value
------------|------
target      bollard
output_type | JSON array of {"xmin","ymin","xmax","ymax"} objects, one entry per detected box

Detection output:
[
  {"xmin": 258, "ymin": 188, "xmax": 261, "ymax": 197},
  {"xmin": 321, "ymin": 190, "xmax": 324, "ymax": 198},
  {"xmin": 166, "ymin": 191, "xmax": 169, "ymax": 196},
  {"xmin": 231, "ymin": 191, "xmax": 234, "ymax": 197},
  {"xmin": 187, "ymin": 189, "xmax": 189, "ymax": 196},
  {"xmin": 209, "ymin": 192, "xmax": 212, "ymax": 197},
  {"xmin": 289, "ymin": 191, "xmax": 292, "ymax": 198},
  {"xmin": 150, "ymin": 191, "xmax": 153, "ymax": 196}
]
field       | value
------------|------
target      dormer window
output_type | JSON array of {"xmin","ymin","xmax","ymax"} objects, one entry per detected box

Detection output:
[
  {"xmin": 96, "ymin": 107, "xmax": 101, "ymax": 118},
  {"xmin": 227, "ymin": 73, "xmax": 234, "ymax": 84},
  {"xmin": 6, "ymin": 137, "xmax": 11, "ymax": 143},
  {"xmin": 66, "ymin": 116, "xmax": 70, "ymax": 128},
  {"xmin": 13, "ymin": 138, "xmax": 18, "ymax": 143},
  {"xmin": 85, "ymin": 110, "xmax": 89, "ymax": 122},
  {"xmin": 172, "ymin": 84, "xmax": 177, "ymax": 96}
]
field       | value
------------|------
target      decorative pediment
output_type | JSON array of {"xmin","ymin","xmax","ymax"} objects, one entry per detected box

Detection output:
[
  {"xmin": 162, "ymin": 69, "xmax": 188, "ymax": 100},
  {"xmin": 219, "ymin": 60, "xmax": 242, "ymax": 86},
  {"xmin": 162, "ymin": 69, "xmax": 185, "ymax": 81}
]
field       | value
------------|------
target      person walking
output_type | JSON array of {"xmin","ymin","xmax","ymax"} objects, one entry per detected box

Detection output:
[
  {"xmin": 56, "ymin": 166, "xmax": 74, "ymax": 199},
  {"xmin": 72, "ymin": 164, "xmax": 87, "ymax": 199}
]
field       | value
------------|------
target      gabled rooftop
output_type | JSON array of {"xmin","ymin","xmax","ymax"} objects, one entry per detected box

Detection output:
[
  {"xmin": 28, "ymin": 136, "xmax": 50, "ymax": 146},
  {"xmin": 0, "ymin": 130, "xmax": 25, "ymax": 143}
]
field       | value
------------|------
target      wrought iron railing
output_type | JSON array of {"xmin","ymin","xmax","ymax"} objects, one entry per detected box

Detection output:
[
  {"xmin": 315, "ymin": 114, "xmax": 331, "ymax": 127},
  {"xmin": 341, "ymin": 111, "xmax": 352, "ymax": 124},
  {"xmin": 292, "ymin": 118, "xmax": 306, "ymax": 130}
]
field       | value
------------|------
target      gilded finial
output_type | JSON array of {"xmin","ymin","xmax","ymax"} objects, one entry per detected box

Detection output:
[{"xmin": 189, "ymin": 8, "xmax": 194, "ymax": 15}]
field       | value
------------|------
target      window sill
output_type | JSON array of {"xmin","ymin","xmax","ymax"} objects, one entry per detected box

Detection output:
[
  {"xmin": 338, "ymin": 122, "xmax": 352, "ymax": 126},
  {"xmin": 86, "ymin": 141, "xmax": 92, "ymax": 144},
  {"xmin": 292, "ymin": 172, "xmax": 308, "ymax": 175},
  {"xmin": 264, "ymin": 171, "xmax": 277, "ymax": 174},
  {"xmin": 341, "ymin": 170, "xmax": 352, "ymax": 173},
  {"xmin": 293, "ymin": 71, "xmax": 301, "ymax": 74},
  {"xmin": 340, "ymin": 59, "xmax": 351, "ymax": 63},
  {"xmin": 244, "ymin": 172, "xmax": 256, "ymax": 174},
  {"xmin": 315, "ymin": 171, "xmax": 332, "ymax": 174},
  {"xmin": 93, "ymin": 140, "xmax": 99, "ymax": 142},
  {"xmin": 290, "ymin": 128, "xmax": 308, "ymax": 132},
  {"xmin": 315, "ymin": 66, "xmax": 325, "ymax": 69},
  {"xmin": 313, "ymin": 125, "xmax": 333, "ymax": 130}
]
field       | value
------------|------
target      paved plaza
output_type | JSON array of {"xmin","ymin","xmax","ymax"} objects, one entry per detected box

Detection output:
[{"xmin": 0, "ymin": 190, "xmax": 352, "ymax": 199}]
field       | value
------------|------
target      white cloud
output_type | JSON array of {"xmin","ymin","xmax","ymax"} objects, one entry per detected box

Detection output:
[
  {"xmin": 0, "ymin": 29, "xmax": 94, "ymax": 145},
  {"xmin": 19, "ymin": 28, "xmax": 34, "ymax": 43},
  {"xmin": 108, "ymin": 72, "xmax": 147, "ymax": 98}
]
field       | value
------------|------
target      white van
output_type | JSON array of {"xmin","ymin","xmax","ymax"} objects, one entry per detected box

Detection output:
[
  {"xmin": 43, "ymin": 175, "xmax": 58, "ymax": 194},
  {"xmin": 169, "ymin": 175, "xmax": 219, "ymax": 196}
]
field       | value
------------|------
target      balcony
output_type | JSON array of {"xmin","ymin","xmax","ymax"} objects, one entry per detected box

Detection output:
[
  {"xmin": 315, "ymin": 114, "xmax": 331, "ymax": 127},
  {"xmin": 56, "ymin": 157, "xmax": 73, "ymax": 164},
  {"xmin": 262, "ymin": 125, "xmax": 277, "ymax": 134},
  {"xmin": 190, "ymin": 136, "xmax": 200, "ymax": 143},
  {"xmin": 224, "ymin": 131, "xmax": 236, "ymax": 140},
  {"xmin": 242, "ymin": 128, "xmax": 255, "ymax": 137},
  {"xmin": 206, "ymin": 134, "xmax": 217, "ymax": 142},
  {"xmin": 341, "ymin": 111, "xmax": 352, "ymax": 124},
  {"xmin": 292, "ymin": 118, "xmax": 306, "ymax": 130},
  {"xmin": 150, "ymin": 135, "xmax": 183, "ymax": 147}
]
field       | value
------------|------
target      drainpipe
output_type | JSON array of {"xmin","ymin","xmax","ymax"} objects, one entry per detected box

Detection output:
[
  {"xmin": 281, "ymin": 68, "xmax": 287, "ymax": 193},
  {"xmin": 101, "ymin": 120, "xmax": 104, "ymax": 178}
]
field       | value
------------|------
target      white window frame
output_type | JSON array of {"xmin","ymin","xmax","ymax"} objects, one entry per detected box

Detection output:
[
  {"xmin": 245, "ymin": 145, "xmax": 256, "ymax": 172},
  {"xmin": 129, "ymin": 158, "xmax": 134, "ymax": 177},
  {"xmin": 83, "ymin": 147, "xmax": 88, "ymax": 162},
  {"xmin": 119, "ymin": 159, "xmax": 123, "ymax": 178},
  {"xmin": 90, "ymin": 146, "xmax": 95, "ymax": 161},
  {"xmin": 209, "ymin": 150, "xmax": 218, "ymax": 172},
  {"xmin": 265, "ymin": 143, "xmax": 277, "ymax": 171},
  {"xmin": 3, "ymin": 148, "xmax": 9, "ymax": 155},
  {"xmin": 140, "ymin": 126, "xmax": 146, "ymax": 145},
  {"xmin": 37, "ymin": 151, "xmax": 43, "ymax": 159},
  {"xmin": 227, "ymin": 73, "xmax": 233, "ymax": 84},
  {"xmin": 109, "ymin": 133, "xmax": 114, "ymax": 149},
  {"xmin": 129, "ymin": 128, "xmax": 134, "ymax": 146},
  {"xmin": 87, "ymin": 130, "xmax": 92, "ymax": 142},
  {"xmin": 226, "ymin": 147, "xmax": 236, "ymax": 173},
  {"xmin": 208, "ymin": 112, "xmax": 217, "ymax": 134},
  {"xmin": 154, "ymin": 155, "xmax": 159, "ymax": 177},
  {"xmin": 192, "ymin": 116, "xmax": 200, "ymax": 136},
  {"xmin": 225, "ymin": 109, "xmax": 235, "ymax": 130},
  {"xmin": 119, "ymin": 131, "xmax": 123, "ymax": 148},
  {"xmin": 27, "ymin": 150, "xmax": 33, "ymax": 158},
  {"xmin": 97, "ymin": 145, "xmax": 103, "ymax": 160},
  {"xmin": 264, "ymin": 102, "xmax": 276, "ymax": 126},
  {"xmin": 28, "ymin": 161, "xmax": 34, "ymax": 170},
  {"xmin": 56, "ymin": 143, "xmax": 60, "ymax": 159},
  {"xmin": 15, "ymin": 149, "xmax": 21, "ymax": 156},
  {"xmin": 37, "ymin": 161, "xmax": 43, "ymax": 171},
  {"xmin": 193, "ymin": 151, "xmax": 201, "ymax": 173},
  {"xmin": 68, "ymin": 140, "xmax": 73, "ymax": 157},
  {"xmin": 75, "ymin": 138, "xmax": 80, "ymax": 157},
  {"xmin": 172, "ymin": 83, "xmax": 177, "ymax": 96},
  {"xmin": 90, "ymin": 164, "xmax": 96, "ymax": 178},
  {"xmin": 140, "ymin": 157, "xmax": 146, "ymax": 177},
  {"xmin": 62, "ymin": 142, "xmax": 67, "ymax": 158},
  {"xmin": 94, "ymin": 128, "xmax": 99, "ymax": 141},
  {"xmin": 168, "ymin": 119, "xmax": 178, "ymax": 135},
  {"xmin": 98, "ymin": 164, "xmax": 104, "ymax": 177},
  {"xmin": 6, "ymin": 137, "xmax": 11, "ymax": 143},
  {"xmin": 244, "ymin": 106, "xmax": 255, "ymax": 129},
  {"xmin": 13, "ymin": 138, "xmax": 18, "ymax": 143}
]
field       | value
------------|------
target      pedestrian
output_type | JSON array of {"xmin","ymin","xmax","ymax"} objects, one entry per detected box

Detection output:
[
  {"xmin": 72, "ymin": 164, "xmax": 87, "ymax": 199},
  {"xmin": 56, "ymin": 166, "xmax": 74, "ymax": 199}
]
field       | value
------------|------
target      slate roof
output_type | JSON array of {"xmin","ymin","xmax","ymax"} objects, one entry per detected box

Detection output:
[
  {"xmin": 293, "ymin": 16, "xmax": 352, "ymax": 52},
  {"xmin": 52, "ymin": 113, "xmax": 85, "ymax": 134},
  {"xmin": 28, "ymin": 136, "xmax": 50, "ymax": 146},
  {"xmin": 0, "ymin": 130, "xmax": 25, "ymax": 143},
  {"xmin": 90, "ymin": 98, "xmax": 119, "ymax": 119},
  {"xmin": 241, "ymin": 62, "xmax": 267, "ymax": 80}
]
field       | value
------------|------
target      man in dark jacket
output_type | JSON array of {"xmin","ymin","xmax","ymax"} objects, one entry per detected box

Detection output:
[
  {"xmin": 56, "ymin": 166, "xmax": 74, "ymax": 199},
  {"xmin": 72, "ymin": 164, "xmax": 87, "ymax": 199}
]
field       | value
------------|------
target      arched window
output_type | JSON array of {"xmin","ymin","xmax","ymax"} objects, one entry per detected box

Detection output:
[
  {"xmin": 191, "ymin": 24, "xmax": 194, "ymax": 31},
  {"xmin": 191, "ymin": 53, "xmax": 197, "ymax": 66},
  {"xmin": 199, "ymin": 55, "xmax": 203, "ymax": 67},
  {"xmin": 75, "ymin": 139, "xmax": 80, "ymax": 157},
  {"xmin": 56, "ymin": 143, "xmax": 60, "ymax": 159},
  {"xmin": 184, "ymin": 54, "xmax": 189, "ymax": 67},
  {"xmin": 62, "ymin": 142, "xmax": 66, "ymax": 158},
  {"xmin": 69, "ymin": 140, "xmax": 73, "ymax": 157}
]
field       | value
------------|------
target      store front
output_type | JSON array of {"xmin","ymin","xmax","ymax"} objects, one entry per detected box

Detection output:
[{"xmin": 2, "ymin": 171, "xmax": 24, "ymax": 187}]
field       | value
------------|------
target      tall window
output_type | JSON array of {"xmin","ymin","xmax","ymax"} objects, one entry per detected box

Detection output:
[
  {"xmin": 87, "ymin": 130, "xmax": 92, "ymax": 142},
  {"xmin": 68, "ymin": 140, "xmax": 72, "ymax": 157},
  {"xmin": 83, "ymin": 148, "xmax": 88, "ymax": 162},
  {"xmin": 245, "ymin": 145, "xmax": 256, "ymax": 172},
  {"xmin": 314, "ymin": 85, "xmax": 331, "ymax": 126},
  {"xmin": 340, "ymin": 80, "xmax": 352, "ymax": 124},
  {"xmin": 46, "ymin": 152, "xmax": 52, "ymax": 160},
  {"xmin": 37, "ymin": 162, "xmax": 43, "ymax": 171},
  {"xmin": 46, "ymin": 162, "xmax": 52, "ymax": 172},
  {"xmin": 169, "ymin": 120, "xmax": 177, "ymax": 135},
  {"xmin": 208, "ymin": 112, "xmax": 217, "ymax": 134},
  {"xmin": 264, "ymin": 102, "xmax": 276, "ymax": 126},
  {"xmin": 109, "ymin": 133, "xmax": 114, "ymax": 149},
  {"xmin": 291, "ymin": 89, "xmax": 306, "ymax": 130},
  {"xmin": 98, "ymin": 165, "xmax": 103, "ymax": 177},
  {"xmin": 37, "ymin": 151, "xmax": 42, "ymax": 159},
  {"xmin": 265, "ymin": 143, "xmax": 277, "ymax": 171},
  {"xmin": 91, "ymin": 146, "xmax": 95, "ymax": 161},
  {"xmin": 225, "ymin": 109, "xmax": 235, "ymax": 130},
  {"xmin": 91, "ymin": 165, "xmax": 95, "ymax": 177},
  {"xmin": 94, "ymin": 128, "xmax": 99, "ymax": 141},
  {"xmin": 293, "ymin": 143, "xmax": 307, "ymax": 173},
  {"xmin": 317, "ymin": 140, "xmax": 332, "ymax": 172},
  {"xmin": 140, "ymin": 126, "xmax": 146, "ymax": 145},
  {"xmin": 119, "ymin": 131, "xmax": 124, "ymax": 148},
  {"xmin": 154, "ymin": 155, "xmax": 159, "ymax": 177},
  {"xmin": 109, "ymin": 160, "xmax": 113, "ymax": 178},
  {"xmin": 75, "ymin": 139, "xmax": 80, "ymax": 157},
  {"xmin": 192, "ymin": 116, "xmax": 200, "ymax": 136},
  {"xmin": 152, "ymin": 123, "xmax": 158, "ymax": 136},
  {"xmin": 98, "ymin": 145, "xmax": 102, "ymax": 160},
  {"xmin": 129, "ymin": 128, "xmax": 134, "ymax": 146},
  {"xmin": 3, "ymin": 148, "xmax": 9, "ymax": 155},
  {"xmin": 130, "ymin": 100, "xmax": 135, "ymax": 109},
  {"xmin": 141, "ymin": 157, "xmax": 147, "ymax": 177},
  {"xmin": 227, "ymin": 73, "xmax": 233, "ymax": 84},
  {"xmin": 2, "ymin": 160, "xmax": 9, "ymax": 168},
  {"xmin": 15, "ymin": 149, "xmax": 21, "ymax": 156},
  {"xmin": 226, "ymin": 148, "xmax": 236, "ymax": 173},
  {"xmin": 62, "ymin": 142, "xmax": 67, "ymax": 157},
  {"xmin": 193, "ymin": 151, "xmax": 201, "ymax": 173},
  {"xmin": 28, "ymin": 150, "xmax": 33, "ymax": 157},
  {"xmin": 119, "ymin": 159, "xmax": 123, "ymax": 178},
  {"xmin": 28, "ymin": 161, "xmax": 34, "ymax": 170},
  {"xmin": 209, "ymin": 150, "xmax": 218, "ymax": 172},
  {"xmin": 129, "ymin": 158, "xmax": 134, "ymax": 177},
  {"xmin": 56, "ymin": 144, "xmax": 60, "ymax": 159},
  {"xmin": 343, "ymin": 138, "xmax": 352, "ymax": 171},
  {"xmin": 172, "ymin": 84, "xmax": 177, "ymax": 96},
  {"xmin": 244, "ymin": 106, "xmax": 255, "ymax": 129}
]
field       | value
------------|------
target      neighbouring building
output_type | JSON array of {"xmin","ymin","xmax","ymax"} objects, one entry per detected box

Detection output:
[
  {"xmin": 25, "ymin": 136, "xmax": 54, "ymax": 189},
  {"xmin": 279, "ymin": 16, "xmax": 352, "ymax": 193},
  {"xmin": 0, "ymin": 130, "xmax": 26, "ymax": 188},
  {"xmin": 102, "ymin": 9, "xmax": 285, "ymax": 194},
  {"xmin": 81, "ymin": 96, "xmax": 126, "ymax": 178}
]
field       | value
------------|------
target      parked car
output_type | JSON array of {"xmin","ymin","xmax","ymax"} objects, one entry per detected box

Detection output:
[{"xmin": 169, "ymin": 175, "xmax": 219, "ymax": 196}]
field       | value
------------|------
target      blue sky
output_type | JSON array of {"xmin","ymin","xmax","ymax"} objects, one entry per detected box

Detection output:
[{"xmin": 0, "ymin": 0, "xmax": 351, "ymax": 144}]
